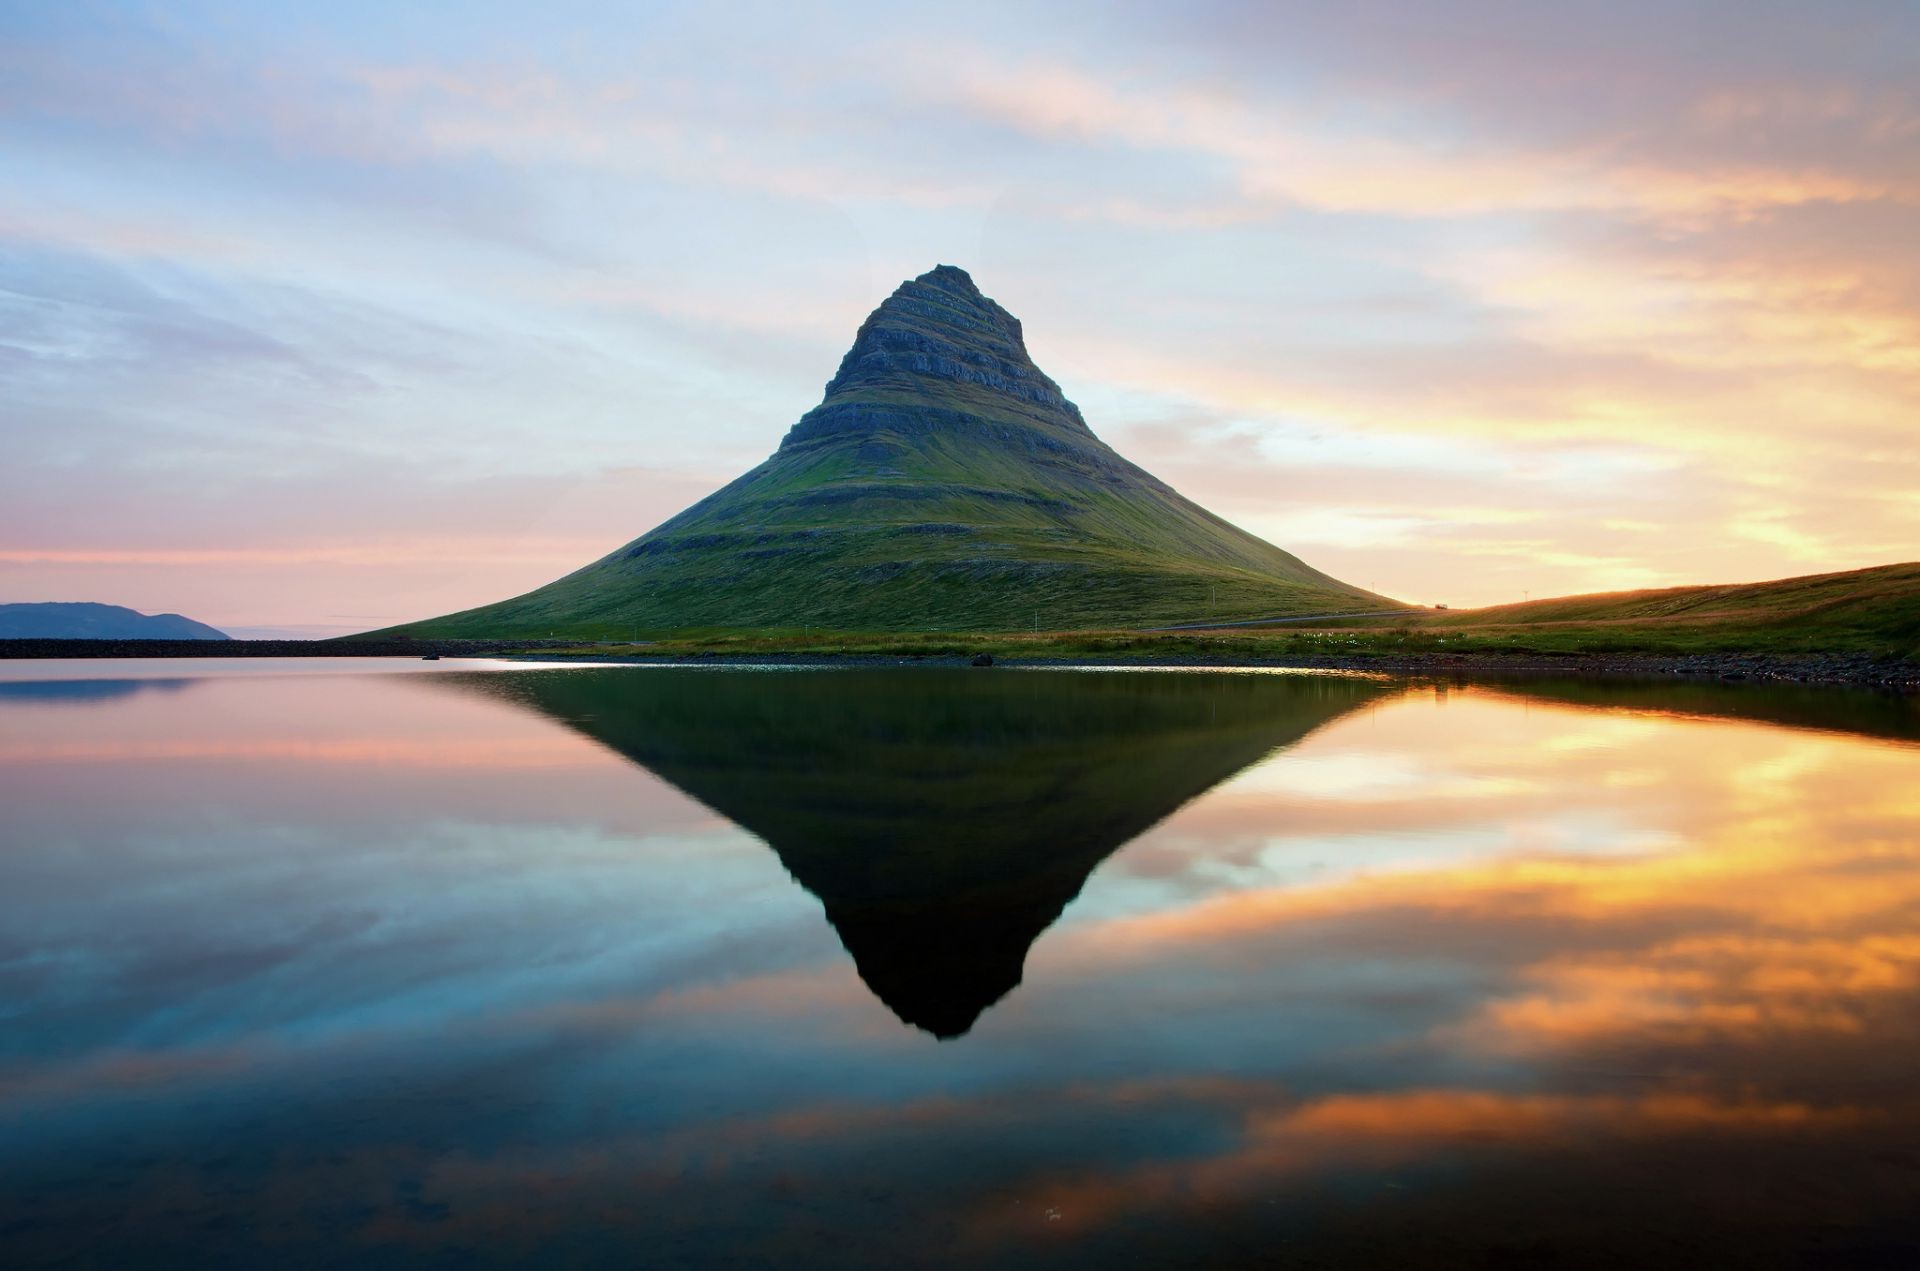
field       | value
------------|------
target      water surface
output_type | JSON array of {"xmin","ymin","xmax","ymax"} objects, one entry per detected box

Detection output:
[{"xmin": 3, "ymin": 660, "xmax": 1918, "ymax": 1267}]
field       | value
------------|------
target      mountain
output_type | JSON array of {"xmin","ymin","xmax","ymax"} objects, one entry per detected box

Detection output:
[
  {"xmin": 0, "ymin": 602, "xmax": 230, "ymax": 641},
  {"xmin": 444, "ymin": 666, "xmax": 1391, "ymax": 1037},
  {"xmin": 384, "ymin": 265, "xmax": 1387, "ymax": 637}
]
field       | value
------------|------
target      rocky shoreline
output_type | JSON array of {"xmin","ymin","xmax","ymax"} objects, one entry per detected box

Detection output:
[
  {"xmin": 1, "ymin": 638, "xmax": 1912, "ymax": 691},
  {"xmin": 511, "ymin": 648, "xmax": 1920, "ymax": 691}
]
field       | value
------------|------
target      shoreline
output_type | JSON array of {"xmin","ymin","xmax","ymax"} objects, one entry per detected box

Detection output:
[
  {"xmin": 515, "ymin": 648, "xmax": 1920, "ymax": 690},
  {"xmin": 1, "ymin": 639, "xmax": 1913, "ymax": 691}
]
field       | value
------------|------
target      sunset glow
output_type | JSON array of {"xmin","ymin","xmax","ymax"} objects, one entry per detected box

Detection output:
[{"xmin": 3, "ymin": 3, "xmax": 1914, "ymax": 632}]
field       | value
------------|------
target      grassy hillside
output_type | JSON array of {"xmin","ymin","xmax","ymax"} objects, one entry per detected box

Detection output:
[
  {"xmin": 384, "ymin": 430, "xmax": 1389, "ymax": 639},
  {"xmin": 369, "ymin": 266, "xmax": 1387, "ymax": 640},
  {"xmin": 1405, "ymin": 562, "xmax": 1920, "ymax": 658},
  {"xmin": 517, "ymin": 562, "xmax": 1918, "ymax": 664}
]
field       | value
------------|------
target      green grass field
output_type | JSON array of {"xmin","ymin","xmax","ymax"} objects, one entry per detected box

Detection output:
[
  {"xmin": 524, "ymin": 562, "xmax": 1920, "ymax": 663},
  {"xmin": 1405, "ymin": 562, "xmax": 1920, "ymax": 659}
]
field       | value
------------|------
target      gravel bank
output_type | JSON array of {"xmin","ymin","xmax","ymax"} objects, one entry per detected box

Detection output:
[
  {"xmin": 511, "ymin": 648, "xmax": 1920, "ymax": 691},
  {"xmin": 2, "ymin": 639, "xmax": 1910, "ymax": 691}
]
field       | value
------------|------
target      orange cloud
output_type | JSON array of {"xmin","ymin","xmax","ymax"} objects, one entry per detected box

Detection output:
[
  {"xmin": 978, "ymin": 1087, "xmax": 1862, "ymax": 1239},
  {"xmin": 1045, "ymin": 686, "xmax": 1920, "ymax": 1073},
  {"xmin": 944, "ymin": 54, "xmax": 1913, "ymax": 221}
]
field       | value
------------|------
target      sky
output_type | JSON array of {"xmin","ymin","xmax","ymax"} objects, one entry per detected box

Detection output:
[{"xmin": 2, "ymin": 1, "xmax": 1916, "ymax": 636}]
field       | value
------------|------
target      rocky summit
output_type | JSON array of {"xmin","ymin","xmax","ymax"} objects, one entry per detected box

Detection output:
[{"xmin": 389, "ymin": 265, "xmax": 1386, "ymax": 636}]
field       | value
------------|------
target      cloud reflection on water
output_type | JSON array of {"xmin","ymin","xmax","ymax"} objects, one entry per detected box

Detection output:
[{"xmin": 1, "ymin": 666, "xmax": 1917, "ymax": 1266}]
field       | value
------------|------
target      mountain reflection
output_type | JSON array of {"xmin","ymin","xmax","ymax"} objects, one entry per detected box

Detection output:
[
  {"xmin": 8, "ymin": 663, "xmax": 1920, "ymax": 1267},
  {"xmin": 447, "ymin": 667, "xmax": 1391, "ymax": 1036},
  {"xmin": 0, "ymin": 677, "xmax": 195, "ymax": 704}
]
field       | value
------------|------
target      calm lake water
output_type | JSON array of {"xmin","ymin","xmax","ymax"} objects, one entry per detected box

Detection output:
[{"xmin": 3, "ymin": 659, "xmax": 1919, "ymax": 1268}]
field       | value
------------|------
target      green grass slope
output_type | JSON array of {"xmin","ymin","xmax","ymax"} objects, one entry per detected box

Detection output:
[
  {"xmin": 528, "ymin": 561, "xmax": 1917, "ymax": 664},
  {"xmin": 1413, "ymin": 562, "xmax": 1920, "ymax": 658},
  {"xmin": 374, "ymin": 266, "xmax": 1388, "ymax": 638}
]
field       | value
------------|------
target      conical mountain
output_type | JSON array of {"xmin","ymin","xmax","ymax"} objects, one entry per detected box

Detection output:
[
  {"xmin": 442, "ymin": 667, "xmax": 1390, "ymax": 1037},
  {"xmin": 395, "ymin": 266, "xmax": 1386, "ymax": 636}
]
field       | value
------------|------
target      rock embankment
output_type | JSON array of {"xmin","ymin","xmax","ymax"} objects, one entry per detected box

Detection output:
[
  {"xmin": 1019, "ymin": 650, "xmax": 1918, "ymax": 690},
  {"xmin": 541, "ymin": 648, "xmax": 1917, "ymax": 691},
  {"xmin": 0, "ymin": 638, "xmax": 577, "ymax": 659},
  {"xmin": 9, "ymin": 639, "xmax": 1908, "ymax": 691}
]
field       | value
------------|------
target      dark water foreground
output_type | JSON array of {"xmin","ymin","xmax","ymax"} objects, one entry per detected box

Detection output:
[{"xmin": 2, "ymin": 660, "xmax": 1918, "ymax": 1268}]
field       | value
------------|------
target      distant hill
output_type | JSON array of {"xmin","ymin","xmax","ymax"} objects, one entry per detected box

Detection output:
[
  {"xmin": 1423, "ymin": 562, "xmax": 1920, "ymax": 657},
  {"xmin": 0, "ymin": 602, "xmax": 231, "ymax": 641},
  {"xmin": 377, "ymin": 265, "xmax": 1390, "ymax": 638}
]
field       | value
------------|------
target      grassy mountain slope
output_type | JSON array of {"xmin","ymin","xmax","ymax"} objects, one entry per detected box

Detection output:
[
  {"xmin": 378, "ymin": 266, "xmax": 1388, "ymax": 638},
  {"xmin": 520, "ymin": 562, "xmax": 1918, "ymax": 664},
  {"xmin": 1408, "ymin": 562, "xmax": 1920, "ymax": 658},
  {"xmin": 1064, "ymin": 562, "xmax": 1918, "ymax": 659}
]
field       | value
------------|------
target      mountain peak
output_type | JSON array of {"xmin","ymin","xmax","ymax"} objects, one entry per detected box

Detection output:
[
  {"xmin": 389, "ymin": 265, "xmax": 1385, "ymax": 637},
  {"xmin": 785, "ymin": 265, "xmax": 1088, "ymax": 448},
  {"xmin": 913, "ymin": 262, "xmax": 985, "ymax": 301}
]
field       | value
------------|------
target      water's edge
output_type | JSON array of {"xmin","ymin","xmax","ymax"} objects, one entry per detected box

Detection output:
[{"xmin": 502, "ymin": 650, "xmax": 1920, "ymax": 691}]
